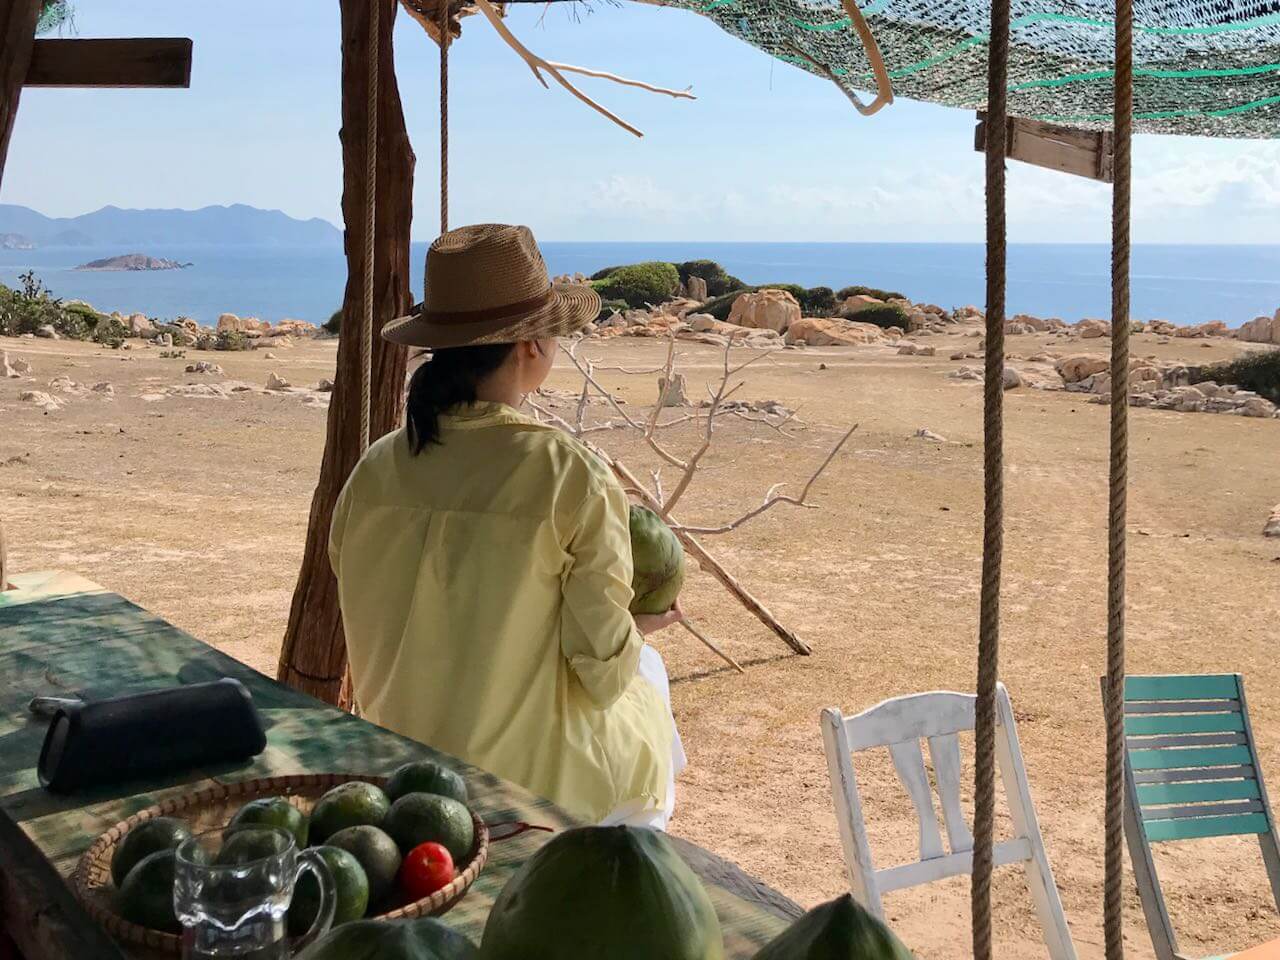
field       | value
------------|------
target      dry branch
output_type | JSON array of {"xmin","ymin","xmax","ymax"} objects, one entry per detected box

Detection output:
[{"xmin": 471, "ymin": 0, "xmax": 693, "ymax": 138}]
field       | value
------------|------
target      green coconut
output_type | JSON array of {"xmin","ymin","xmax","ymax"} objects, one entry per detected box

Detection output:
[
  {"xmin": 628, "ymin": 505, "xmax": 685, "ymax": 615},
  {"xmin": 478, "ymin": 826, "xmax": 723, "ymax": 960},
  {"xmin": 752, "ymin": 895, "xmax": 915, "ymax": 960}
]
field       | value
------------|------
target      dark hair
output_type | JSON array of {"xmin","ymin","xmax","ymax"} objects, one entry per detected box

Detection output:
[{"xmin": 405, "ymin": 343, "xmax": 517, "ymax": 453}]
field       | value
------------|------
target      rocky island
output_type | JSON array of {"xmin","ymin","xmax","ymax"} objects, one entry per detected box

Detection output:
[{"xmin": 75, "ymin": 253, "xmax": 192, "ymax": 271}]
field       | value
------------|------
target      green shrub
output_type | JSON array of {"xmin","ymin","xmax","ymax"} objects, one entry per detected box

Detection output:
[
  {"xmin": 589, "ymin": 261, "xmax": 680, "ymax": 308},
  {"xmin": 801, "ymin": 286, "xmax": 836, "ymax": 315},
  {"xmin": 676, "ymin": 260, "xmax": 746, "ymax": 298},
  {"xmin": 214, "ymin": 330, "xmax": 252, "ymax": 351},
  {"xmin": 849, "ymin": 303, "xmax": 911, "ymax": 331},
  {"xmin": 0, "ymin": 271, "xmax": 87, "ymax": 338},
  {"xmin": 589, "ymin": 265, "xmax": 626, "ymax": 282},
  {"xmin": 91, "ymin": 316, "xmax": 128, "ymax": 347},
  {"xmin": 1199, "ymin": 350, "xmax": 1280, "ymax": 403},
  {"xmin": 836, "ymin": 284, "xmax": 907, "ymax": 303},
  {"xmin": 322, "ymin": 308, "xmax": 342, "ymax": 335},
  {"xmin": 595, "ymin": 299, "xmax": 628, "ymax": 322}
]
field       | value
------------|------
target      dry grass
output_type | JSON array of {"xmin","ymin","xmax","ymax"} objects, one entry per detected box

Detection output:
[{"xmin": 2, "ymin": 330, "xmax": 1277, "ymax": 959}]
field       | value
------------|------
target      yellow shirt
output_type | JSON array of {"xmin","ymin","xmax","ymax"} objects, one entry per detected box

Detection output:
[{"xmin": 329, "ymin": 401, "xmax": 672, "ymax": 822}]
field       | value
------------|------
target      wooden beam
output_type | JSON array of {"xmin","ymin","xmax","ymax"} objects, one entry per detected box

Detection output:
[
  {"xmin": 0, "ymin": 810, "xmax": 129, "ymax": 960},
  {"xmin": 0, "ymin": 0, "xmax": 41, "ymax": 189},
  {"xmin": 975, "ymin": 112, "xmax": 1114, "ymax": 183},
  {"xmin": 25, "ymin": 38, "xmax": 192, "ymax": 88}
]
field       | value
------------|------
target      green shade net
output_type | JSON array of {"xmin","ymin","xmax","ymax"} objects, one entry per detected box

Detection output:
[{"xmin": 659, "ymin": 0, "xmax": 1280, "ymax": 136}]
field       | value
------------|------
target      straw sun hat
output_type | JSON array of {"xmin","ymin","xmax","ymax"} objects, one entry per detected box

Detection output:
[{"xmin": 382, "ymin": 223, "xmax": 600, "ymax": 349}]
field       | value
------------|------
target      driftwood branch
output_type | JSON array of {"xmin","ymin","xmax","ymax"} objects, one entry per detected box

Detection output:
[
  {"xmin": 676, "ymin": 425, "xmax": 858, "ymax": 535},
  {"xmin": 471, "ymin": 0, "xmax": 693, "ymax": 138}
]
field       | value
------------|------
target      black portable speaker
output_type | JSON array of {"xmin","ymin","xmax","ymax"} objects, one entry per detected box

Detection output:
[{"xmin": 37, "ymin": 678, "xmax": 267, "ymax": 793}]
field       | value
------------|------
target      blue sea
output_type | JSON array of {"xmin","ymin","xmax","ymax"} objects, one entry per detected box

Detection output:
[{"xmin": 2, "ymin": 242, "xmax": 1278, "ymax": 328}]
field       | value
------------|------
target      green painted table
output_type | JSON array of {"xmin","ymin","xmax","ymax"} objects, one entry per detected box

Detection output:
[{"xmin": 0, "ymin": 572, "xmax": 798, "ymax": 959}]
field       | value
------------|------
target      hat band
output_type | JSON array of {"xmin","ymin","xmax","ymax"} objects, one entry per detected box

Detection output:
[{"xmin": 422, "ymin": 286, "xmax": 554, "ymax": 325}]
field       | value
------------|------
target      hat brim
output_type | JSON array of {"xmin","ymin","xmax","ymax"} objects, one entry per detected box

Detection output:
[{"xmin": 382, "ymin": 282, "xmax": 600, "ymax": 349}]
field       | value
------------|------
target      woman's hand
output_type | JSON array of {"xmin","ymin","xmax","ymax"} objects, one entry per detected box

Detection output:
[{"xmin": 634, "ymin": 601, "xmax": 685, "ymax": 636}]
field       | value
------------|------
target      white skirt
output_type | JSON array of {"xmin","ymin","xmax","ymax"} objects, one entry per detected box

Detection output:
[{"xmin": 600, "ymin": 644, "xmax": 687, "ymax": 830}]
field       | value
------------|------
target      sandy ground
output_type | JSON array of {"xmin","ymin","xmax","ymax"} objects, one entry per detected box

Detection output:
[{"xmin": 2, "ymin": 329, "xmax": 1278, "ymax": 959}]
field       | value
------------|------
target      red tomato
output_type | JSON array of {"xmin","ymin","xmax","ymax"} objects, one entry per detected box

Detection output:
[{"xmin": 399, "ymin": 842, "xmax": 455, "ymax": 900}]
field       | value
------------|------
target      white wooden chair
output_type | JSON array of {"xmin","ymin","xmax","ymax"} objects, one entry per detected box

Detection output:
[{"xmin": 821, "ymin": 683, "xmax": 1077, "ymax": 960}]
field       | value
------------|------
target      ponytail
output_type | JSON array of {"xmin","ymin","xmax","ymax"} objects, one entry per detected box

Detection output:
[{"xmin": 405, "ymin": 343, "xmax": 517, "ymax": 453}]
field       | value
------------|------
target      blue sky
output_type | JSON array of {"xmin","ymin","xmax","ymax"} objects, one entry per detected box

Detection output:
[{"xmin": 4, "ymin": 0, "xmax": 1278, "ymax": 243}]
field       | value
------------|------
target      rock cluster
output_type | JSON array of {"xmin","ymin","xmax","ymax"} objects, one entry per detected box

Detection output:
[{"xmin": 1053, "ymin": 353, "xmax": 1278, "ymax": 418}]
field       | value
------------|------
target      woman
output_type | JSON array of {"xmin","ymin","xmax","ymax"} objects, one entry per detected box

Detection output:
[{"xmin": 329, "ymin": 223, "xmax": 685, "ymax": 828}]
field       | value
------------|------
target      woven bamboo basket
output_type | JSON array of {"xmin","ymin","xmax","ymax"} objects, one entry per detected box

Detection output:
[{"xmin": 72, "ymin": 772, "xmax": 489, "ymax": 954}]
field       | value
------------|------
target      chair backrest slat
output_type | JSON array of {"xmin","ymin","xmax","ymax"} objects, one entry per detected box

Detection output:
[
  {"xmin": 1124, "ymin": 699, "xmax": 1239, "ymax": 714},
  {"xmin": 1128, "ymin": 744, "xmax": 1253, "ymax": 772},
  {"xmin": 1125, "ymin": 674, "xmax": 1240, "ymax": 701},
  {"xmin": 1132, "ymin": 764, "xmax": 1254, "ymax": 784},
  {"xmin": 1142, "ymin": 800, "xmax": 1262, "ymax": 821},
  {"xmin": 1125, "ymin": 712, "xmax": 1245, "ymax": 736},
  {"xmin": 927, "ymin": 733, "xmax": 974, "ymax": 854},
  {"xmin": 1143, "ymin": 812, "xmax": 1269, "ymax": 843},
  {"xmin": 887, "ymin": 738, "xmax": 946, "ymax": 862},
  {"xmin": 1133, "ymin": 732, "xmax": 1247, "ymax": 750},
  {"xmin": 1136, "ymin": 778, "xmax": 1260, "ymax": 806}
]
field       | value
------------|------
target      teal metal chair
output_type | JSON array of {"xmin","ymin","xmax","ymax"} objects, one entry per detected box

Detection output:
[{"xmin": 1118, "ymin": 674, "xmax": 1280, "ymax": 960}]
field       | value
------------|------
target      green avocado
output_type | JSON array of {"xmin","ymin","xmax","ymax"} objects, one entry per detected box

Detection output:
[{"xmin": 111, "ymin": 817, "xmax": 193, "ymax": 888}]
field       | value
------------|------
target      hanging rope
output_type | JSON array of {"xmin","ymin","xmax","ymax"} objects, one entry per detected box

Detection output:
[
  {"xmin": 1104, "ymin": 0, "xmax": 1134, "ymax": 951},
  {"xmin": 439, "ymin": 0, "xmax": 450, "ymax": 235},
  {"xmin": 360, "ymin": 0, "xmax": 379, "ymax": 455},
  {"xmin": 972, "ymin": 0, "xmax": 1010, "ymax": 949}
]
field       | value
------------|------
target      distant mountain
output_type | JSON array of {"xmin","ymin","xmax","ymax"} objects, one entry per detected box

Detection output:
[{"xmin": 0, "ymin": 204, "xmax": 342, "ymax": 247}]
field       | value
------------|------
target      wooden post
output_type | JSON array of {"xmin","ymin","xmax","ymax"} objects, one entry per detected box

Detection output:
[
  {"xmin": 0, "ymin": 0, "xmax": 40, "ymax": 181},
  {"xmin": 276, "ymin": 0, "xmax": 413, "ymax": 704},
  {"xmin": 0, "ymin": 0, "xmax": 41, "ymax": 594}
]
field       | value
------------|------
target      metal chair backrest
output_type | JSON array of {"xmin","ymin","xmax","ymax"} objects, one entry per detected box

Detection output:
[
  {"xmin": 821, "ymin": 682, "xmax": 1077, "ymax": 960},
  {"xmin": 1119, "ymin": 673, "xmax": 1280, "ymax": 960}
]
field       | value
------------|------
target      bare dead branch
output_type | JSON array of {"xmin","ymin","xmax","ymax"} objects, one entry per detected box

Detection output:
[{"xmin": 674, "ymin": 425, "xmax": 859, "ymax": 535}]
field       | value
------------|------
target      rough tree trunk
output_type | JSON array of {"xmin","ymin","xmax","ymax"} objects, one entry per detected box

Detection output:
[
  {"xmin": 0, "ymin": 0, "xmax": 42, "ymax": 593},
  {"xmin": 276, "ymin": 0, "xmax": 414, "ymax": 703}
]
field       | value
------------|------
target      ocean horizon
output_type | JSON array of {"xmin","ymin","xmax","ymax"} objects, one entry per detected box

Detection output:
[{"xmin": 2, "ymin": 241, "xmax": 1279, "ymax": 328}]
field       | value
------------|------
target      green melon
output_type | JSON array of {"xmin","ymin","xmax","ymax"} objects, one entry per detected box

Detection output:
[
  {"xmin": 751, "ymin": 895, "xmax": 915, "ymax": 960},
  {"xmin": 628, "ymin": 505, "xmax": 685, "ymax": 614},
  {"xmin": 299, "ymin": 917, "xmax": 477, "ymax": 960},
  {"xmin": 288, "ymin": 845, "xmax": 369, "ymax": 935},
  {"xmin": 309, "ymin": 782, "xmax": 391, "ymax": 845},
  {"xmin": 227, "ymin": 796, "xmax": 308, "ymax": 849},
  {"xmin": 478, "ymin": 826, "xmax": 723, "ymax": 960},
  {"xmin": 111, "ymin": 817, "xmax": 192, "ymax": 887},
  {"xmin": 386, "ymin": 761, "xmax": 468, "ymax": 805},
  {"xmin": 326, "ymin": 825, "xmax": 402, "ymax": 907},
  {"xmin": 384, "ymin": 794, "xmax": 474, "ymax": 863},
  {"xmin": 117, "ymin": 849, "xmax": 181, "ymax": 934}
]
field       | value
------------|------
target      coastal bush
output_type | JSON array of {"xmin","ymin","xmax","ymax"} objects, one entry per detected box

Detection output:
[
  {"xmin": 91, "ymin": 316, "xmax": 128, "ymax": 348},
  {"xmin": 1200, "ymin": 351, "xmax": 1280, "ymax": 403},
  {"xmin": 852, "ymin": 303, "xmax": 912, "ymax": 330},
  {"xmin": 322, "ymin": 308, "xmax": 342, "ymax": 335},
  {"xmin": 214, "ymin": 330, "xmax": 252, "ymax": 351},
  {"xmin": 590, "ymin": 262, "xmax": 680, "ymax": 308},
  {"xmin": 801, "ymin": 286, "xmax": 837, "ymax": 315},
  {"xmin": 0, "ymin": 271, "xmax": 84, "ymax": 338},
  {"xmin": 676, "ymin": 260, "xmax": 746, "ymax": 298},
  {"xmin": 836, "ymin": 284, "xmax": 906, "ymax": 303}
]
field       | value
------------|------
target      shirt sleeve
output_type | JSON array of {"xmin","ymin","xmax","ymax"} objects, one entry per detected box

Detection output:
[{"xmin": 560, "ymin": 478, "xmax": 643, "ymax": 710}]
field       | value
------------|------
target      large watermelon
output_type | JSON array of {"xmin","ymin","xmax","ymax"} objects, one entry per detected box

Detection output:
[
  {"xmin": 297, "ymin": 917, "xmax": 477, "ymax": 960},
  {"xmin": 478, "ymin": 826, "xmax": 723, "ymax": 960},
  {"xmin": 752, "ymin": 894, "xmax": 915, "ymax": 960},
  {"xmin": 628, "ymin": 505, "xmax": 685, "ymax": 614}
]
